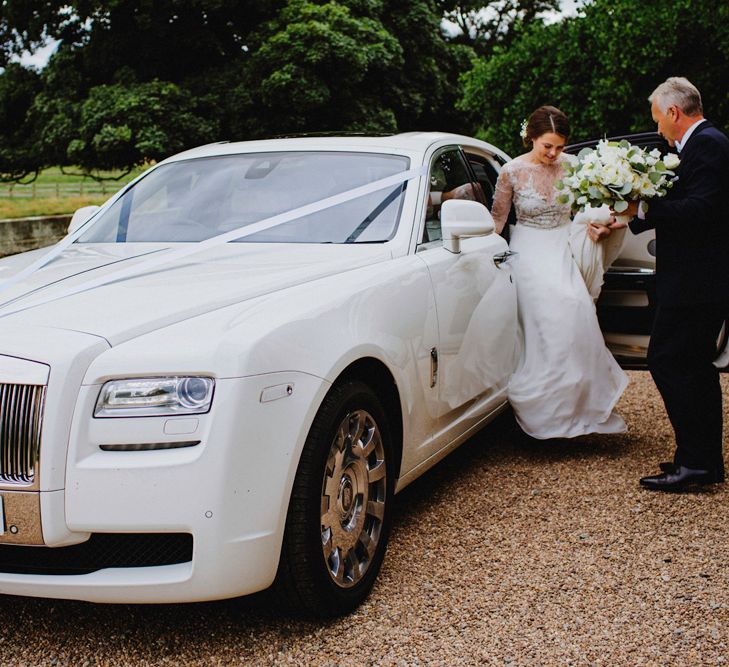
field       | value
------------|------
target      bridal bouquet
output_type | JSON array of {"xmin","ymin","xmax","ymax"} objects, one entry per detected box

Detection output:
[{"xmin": 556, "ymin": 139, "xmax": 679, "ymax": 218}]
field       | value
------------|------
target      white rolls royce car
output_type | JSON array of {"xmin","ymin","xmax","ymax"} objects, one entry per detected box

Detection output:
[
  {"xmin": 2, "ymin": 132, "xmax": 726, "ymax": 617},
  {"xmin": 0, "ymin": 133, "xmax": 518, "ymax": 616}
]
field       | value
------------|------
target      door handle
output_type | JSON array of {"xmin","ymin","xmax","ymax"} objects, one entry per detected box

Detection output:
[
  {"xmin": 493, "ymin": 250, "xmax": 517, "ymax": 266},
  {"xmin": 430, "ymin": 347, "xmax": 438, "ymax": 388}
]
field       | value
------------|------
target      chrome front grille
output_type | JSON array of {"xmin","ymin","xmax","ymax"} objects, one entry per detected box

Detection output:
[{"xmin": 0, "ymin": 383, "xmax": 46, "ymax": 485}]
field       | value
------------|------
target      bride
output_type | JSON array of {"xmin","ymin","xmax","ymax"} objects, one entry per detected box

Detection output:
[{"xmin": 490, "ymin": 105, "xmax": 628, "ymax": 439}]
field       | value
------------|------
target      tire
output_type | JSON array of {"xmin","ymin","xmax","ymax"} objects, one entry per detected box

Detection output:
[{"xmin": 272, "ymin": 380, "xmax": 395, "ymax": 618}]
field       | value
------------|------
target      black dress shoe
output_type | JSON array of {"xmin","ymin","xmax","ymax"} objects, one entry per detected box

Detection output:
[
  {"xmin": 640, "ymin": 466, "xmax": 722, "ymax": 491},
  {"xmin": 659, "ymin": 461, "xmax": 724, "ymax": 482}
]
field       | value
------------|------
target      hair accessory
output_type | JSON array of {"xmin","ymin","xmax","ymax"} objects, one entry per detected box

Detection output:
[{"xmin": 519, "ymin": 119, "xmax": 528, "ymax": 140}]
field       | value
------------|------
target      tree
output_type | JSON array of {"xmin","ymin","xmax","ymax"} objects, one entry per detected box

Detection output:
[
  {"xmin": 0, "ymin": 0, "xmax": 66, "ymax": 68},
  {"xmin": 65, "ymin": 80, "xmax": 218, "ymax": 171},
  {"xmin": 1, "ymin": 0, "xmax": 567, "ymax": 176},
  {"xmin": 229, "ymin": 0, "xmax": 404, "ymax": 137},
  {"xmin": 227, "ymin": 0, "xmax": 476, "ymax": 138},
  {"xmin": 439, "ymin": 0, "xmax": 558, "ymax": 56},
  {"xmin": 459, "ymin": 0, "xmax": 729, "ymax": 156},
  {"xmin": 1, "ymin": 0, "xmax": 282, "ymax": 78},
  {"xmin": 0, "ymin": 63, "xmax": 42, "ymax": 180},
  {"xmin": 1, "ymin": 0, "xmax": 285, "ymax": 174},
  {"xmin": 383, "ymin": 0, "xmax": 477, "ymax": 132}
]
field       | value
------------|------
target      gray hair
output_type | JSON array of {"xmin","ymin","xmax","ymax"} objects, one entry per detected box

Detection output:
[{"xmin": 649, "ymin": 77, "xmax": 703, "ymax": 116}]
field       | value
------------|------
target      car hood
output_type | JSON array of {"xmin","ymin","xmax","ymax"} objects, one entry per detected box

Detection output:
[{"xmin": 0, "ymin": 242, "xmax": 392, "ymax": 344}]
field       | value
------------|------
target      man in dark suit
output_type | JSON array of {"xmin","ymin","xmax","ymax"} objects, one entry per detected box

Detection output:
[{"xmin": 617, "ymin": 77, "xmax": 729, "ymax": 491}]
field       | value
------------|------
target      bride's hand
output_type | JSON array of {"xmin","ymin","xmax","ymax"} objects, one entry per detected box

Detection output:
[{"xmin": 587, "ymin": 221, "xmax": 613, "ymax": 242}]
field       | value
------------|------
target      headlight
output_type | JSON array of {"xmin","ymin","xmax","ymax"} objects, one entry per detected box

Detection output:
[{"xmin": 94, "ymin": 377, "xmax": 215, "ymax": 417}]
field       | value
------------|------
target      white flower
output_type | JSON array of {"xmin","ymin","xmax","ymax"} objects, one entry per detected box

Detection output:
[
  {"xmin": 639, "ymin": 181, "xmax": 657, "ymax": 197},
  {"xmin": 663, "ymin": 153, "xmax": 681, "ymax": 170},
  {"xmin": 561, "ymin": 139, "xmax": 679, "ymax": 213}
]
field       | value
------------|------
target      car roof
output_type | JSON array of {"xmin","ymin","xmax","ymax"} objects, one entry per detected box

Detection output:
[
  {"xmin": 566, "ymin": 131, "xmax": 667, "ymax": 153},
  {"xmin": 162, "ymin": 132, "xmax": 505, "ymax": 163}
]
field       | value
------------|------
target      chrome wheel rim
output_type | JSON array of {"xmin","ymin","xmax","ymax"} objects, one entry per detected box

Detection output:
[{"xmin": 320, "ymin": 409, "xmax": 387, "ymax": 588}]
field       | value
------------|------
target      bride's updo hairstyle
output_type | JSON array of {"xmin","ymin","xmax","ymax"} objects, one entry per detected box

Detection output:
[{"xmin": 522, "ymin": 105, "xmax": 570, "ymax": 148}]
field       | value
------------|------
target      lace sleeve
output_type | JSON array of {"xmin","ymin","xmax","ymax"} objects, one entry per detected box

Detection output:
[{"xmin": 490, "ymin": 165, "xmax": 513, "ymax": 235}]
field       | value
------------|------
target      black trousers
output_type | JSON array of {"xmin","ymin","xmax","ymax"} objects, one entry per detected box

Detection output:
[{"xmin": 647, "ymin": 303, "xmax": 726, "ymax": 471}]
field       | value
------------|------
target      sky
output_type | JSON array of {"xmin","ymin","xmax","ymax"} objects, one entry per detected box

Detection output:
[
  {"xmin": 14, "ymin": 0, "xmax": 587, "ymax": 69},
  {"xmin": 18, "ymin": 40, "xmax": 59, "ymax": 68},
  {"xmin": 559, "ymin": 0, "xmax": 584, "ymax": 16}
]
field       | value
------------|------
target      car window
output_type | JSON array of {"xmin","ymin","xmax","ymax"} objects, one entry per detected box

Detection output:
[
  {"xmin": 422, "ymin": 148, "xmax": 474, "ymax": 244},
  {"xmin": 76, "ymin": 152, "xmax": 410, "ymax": 244},
  {"xmin": 465, "ymin": 151, "xmax": 515, "ymax": 240},
  {"xmin": 464, "ymin": 153, "xmax": 498, "ymax": 210}
]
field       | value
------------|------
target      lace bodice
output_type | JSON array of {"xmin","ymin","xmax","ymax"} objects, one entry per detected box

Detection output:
[{"xmin": 490, "ymin": 156, "xmax": 572, "ymax": 232}]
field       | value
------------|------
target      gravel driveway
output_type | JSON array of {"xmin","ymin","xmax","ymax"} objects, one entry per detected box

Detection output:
[{"xmin": 2, "ymin": 371, "xmax": 728, "ymax": 666}]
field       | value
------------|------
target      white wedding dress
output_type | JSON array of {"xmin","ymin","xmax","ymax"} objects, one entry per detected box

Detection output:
[{"xmin": 491, "ymin": 156, "xmax": 628, "ymax": 439}]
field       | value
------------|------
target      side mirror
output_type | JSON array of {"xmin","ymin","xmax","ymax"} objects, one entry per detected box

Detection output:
[
  {"xmin": 441, "ymin": 199, "xmax": 495, "ymax": 254},
  {"xmin": 68, "ymin": 205, "xmax": 100, "ymax": 234}
]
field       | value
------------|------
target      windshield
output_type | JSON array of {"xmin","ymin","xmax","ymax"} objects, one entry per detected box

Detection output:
[{"xmin": 77, "ymin": 151, "xmax": 410, "ymax": 244}]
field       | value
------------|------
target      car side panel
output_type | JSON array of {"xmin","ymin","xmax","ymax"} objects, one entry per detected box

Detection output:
[{"xmin": 417, "ymin": 234, "xmax": 517, "ymax": 454}]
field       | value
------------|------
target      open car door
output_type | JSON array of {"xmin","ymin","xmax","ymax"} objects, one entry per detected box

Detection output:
[{"xmin": 566, "ymin": 132, "xmax": 728, "ymax": 368}]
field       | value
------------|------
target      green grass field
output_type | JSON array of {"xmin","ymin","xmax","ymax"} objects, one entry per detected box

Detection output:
[
  {"xmin": 0, "ymin": 166, "xmax": 146, "ymax": 219},
  {"xmin": 0, "ymin": 195, "xmax": 111, "ymax": 220},
  {"xmin": 25, "ymin": 166, "xmax": 143, "ymax": 185}
]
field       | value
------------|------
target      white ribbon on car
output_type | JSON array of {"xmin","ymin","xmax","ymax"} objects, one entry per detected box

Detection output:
[{"xmin": 0, "ymin": 165, "xmax": 427, "ymax": 318}]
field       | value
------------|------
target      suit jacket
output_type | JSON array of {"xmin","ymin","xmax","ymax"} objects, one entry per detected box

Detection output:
[{"xmin": 629, "ymin": 121, "xmax": 729, "ymax": 307}]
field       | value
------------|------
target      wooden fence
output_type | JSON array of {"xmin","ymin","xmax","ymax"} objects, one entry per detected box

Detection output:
[{"xmin": 0, "ymin": 182, "xmax": 118, "ymax": 198}]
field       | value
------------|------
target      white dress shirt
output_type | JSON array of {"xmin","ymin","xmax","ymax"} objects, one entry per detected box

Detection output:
[
  {"xmin": 637, "ymin": 119, "xmax": 706, "ymax": 219},
  {"xmin": 674, "ymin": 118, "xmax": 706, "ymax": 153}
]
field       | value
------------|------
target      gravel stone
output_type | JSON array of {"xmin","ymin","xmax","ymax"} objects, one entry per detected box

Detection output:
[{"xmin": 1, "ymin": 371, "xmax": 729, "ymax": 665}]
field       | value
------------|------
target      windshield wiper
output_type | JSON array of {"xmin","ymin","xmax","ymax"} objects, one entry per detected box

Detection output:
[
  {"xmin": 319, "ymin": 239, "xmax": 390, "ymax": 245},
  {"xmin": 344, "ymin": 184, "xmax": 404, "ymax": 243}
]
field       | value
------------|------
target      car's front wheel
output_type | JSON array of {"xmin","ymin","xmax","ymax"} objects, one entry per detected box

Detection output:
[{"xmin": 273, "ymin": 380, "xmax": 394, "ymax": 617}]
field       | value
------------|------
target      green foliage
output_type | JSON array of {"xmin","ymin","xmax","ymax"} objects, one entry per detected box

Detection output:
[
  {"xmin": 231, "ymin": 0, "xmax": 403, "ymax": 136},
  {"xmin": 439, "ymin": 0, "xmax": 559, "ymax": 56},
  {"xmin": 23, "ymin": 78, "xmax": 218, "ymax": 175},
  {"xmin": 2, "ymin": 0, "xmax": 282, "ymax": 77},
  {"xmin": 383, "ymin": 0, "xmax": 478, "ymax": 132},
  {"xmin": 65, "ymin": 81, "xmax": 219, "ymax": 171},
  {"xmin": 0, "ymin": 0, "xmax": 67, "ymax": 68},
  {"xmin": 0, "ymin": 63, "xmax": 42, "ymax": 180},
  {"xmin": 3, "ymin": 0, "xmax": 481, "ymax": 172},
  {"xmin": 1, "ymin": 0, "xmax": 285, "ymax": 175},
  {"xmin": 189, "ymin": 0, "xmax": 477, "ymax": 139},
  {"xmin": 459, "ymin": 0, "xmax": 729, "ymax": 156},
  {"xmin": 18, "ymin": 0, "xmax": 723, "ymax": 176}
]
